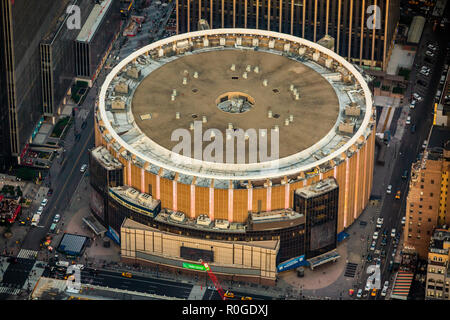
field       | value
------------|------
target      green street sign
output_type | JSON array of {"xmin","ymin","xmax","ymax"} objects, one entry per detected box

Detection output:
[{"xmin": 182, "ymin": 262, "xmax": 207, "ymax": 271}]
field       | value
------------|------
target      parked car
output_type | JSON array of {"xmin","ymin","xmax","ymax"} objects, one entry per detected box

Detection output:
[
  {"xmin": 391, "ymin": 228, "xmax": 396, "ymax": 238},
  {"xmin": 47, "ymin": 189, "xmax": 53, "ymax": 197},
  {"xmin": 373, "ymin": 231, "xmax": 379, "ymax": 240},
  {"xmin": 406, "ymin": 116, "xmax": 411, "ymax": 125},
  {"xmin": 80, "ymin": 164, "xmax": 88, "ymax": 173},
  {"xmin": 401, "ymin": 216, "xmax": 406, "ymax": 225},
  {"xmin": 370, "ymin": 241, "xmax": 376, "ymax": 251},
  {"xmin": 41, "ymin": 198, "xmax": 48, "ymax": 206},
  {"xmin": 402, "ymin": 170, "xmax": 408, "ymax": 179},
  {"xmin": 381, "ymin": 237, "xmax": 387, "ymax": 246},
  {"xmin": 425, "ymin": 50, "xmax": 435, "ymax": 57},
  {"xmin": 367, "ymin": 254, "xmax": 373, "ymax": 262},
  {"xmin": 413, "ymin": 93, "xmax": 422, "ymax": 101},
  {"xmin": 53, "ymin": 214, "xmax": 61, "ymax": 223},
  {"xmin": 386, "ymin": 185, "xmax": 392, "ymax": 194},
  {"xmin": 411, "ymin": 124, "xmax": 416, "ymax": 134},
  {"xmin": 357, "ymin": 288, "xmax": 363, "ymax": 298},
  {"xmin": 422, "ymin": 140, "xmax": 428, "ymax": 148},
  {"xmin": 37, "ymin": 206, "xmax": 44, "ymax": 214},
  {"xmin": 377, "ymin": 217, "xmax": 384, "ymax": 228},
  {"xmin": 409, "ymin": 100, "xmax": 416, "ymax": 109}
]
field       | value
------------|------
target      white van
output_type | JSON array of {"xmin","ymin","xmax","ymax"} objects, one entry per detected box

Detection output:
[
  {"xmin": 422, "ymin": 140, "xmax": 428, "ymax": 149},
  {"xmin": 56, "ymin": 261, "xmax": 70, "ymax": 268},
  {"xmin": 406, "ymin": 116, "xmax": 411, "ymax": 125}
]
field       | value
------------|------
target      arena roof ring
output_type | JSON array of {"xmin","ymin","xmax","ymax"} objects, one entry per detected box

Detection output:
[{"xmin": 97, "ymin": 29, "xmax": 374, "ymax": 183}]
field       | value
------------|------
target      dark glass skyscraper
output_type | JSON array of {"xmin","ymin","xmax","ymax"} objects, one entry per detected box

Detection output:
[
  {"xmin": 294, "ymin": 178, "xmax": 338, "ymax": 258},
  {"xmin": 176, "ymin": 0, "xmax": 400, "ymax": 70},
  {"xmin": 0, "ymin": 0, "xmax": 69, "ymax": 168}
]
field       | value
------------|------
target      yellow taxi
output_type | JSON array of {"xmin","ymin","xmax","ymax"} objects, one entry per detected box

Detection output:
[
  {"xmin": 224, "ymin": 291, "xmax": 235, "ymax": 298},
  {"xmin": 122, "ymin": 272, "xmax": 132, "ymax": 278},
  {"xmin": 241, "ymin": 296, "xmax": 252, "ymax": 300},
  {"xmin": 395, "ymin": 190, "xmax": 401, "ymax": 199},
  {"xmin": 371, "ymin": 289, "xmax": 377, "ymax": 297}
]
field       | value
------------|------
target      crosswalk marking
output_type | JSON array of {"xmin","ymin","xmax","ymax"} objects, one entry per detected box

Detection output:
[
  {"xmin": 17, "ymin": 249, "xmax": 38, "ymax": 260},
  {"xmin": 0, "ymin": 286, "xmax": 21, "ymax": 295}
]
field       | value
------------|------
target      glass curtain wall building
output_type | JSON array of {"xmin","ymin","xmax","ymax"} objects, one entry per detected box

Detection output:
[
  {"xmin": 40, "ymin": 0, "xmax": 95, "ymax": 117},
  {"xmin": 0, "ymin": 0, "xmax": 68, "ymax": 167},
  {"xmin": 176, "ymin": 0, "xmax": 400, "ymax": 69}
]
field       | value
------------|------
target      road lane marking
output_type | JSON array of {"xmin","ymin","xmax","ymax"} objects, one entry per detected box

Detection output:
[{"xmin": 43, "ymin": 127, "xmax": 94, "ymax": 226}]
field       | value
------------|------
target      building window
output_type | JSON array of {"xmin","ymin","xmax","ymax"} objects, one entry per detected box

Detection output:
[
  {"xmin": 429, "ymin": 206, "xmax": 432, "ymax": 209},
  {"xmin": 431, "ymin": 180, "xmax": 434, "ymax": 184},
  {"xmin": 421, "ymin": 179, "xmax": 425, "ymax": 182},
  {"xmin": 421, "ymin": 185, "xmax": 424, "ymax": 189},
  {"xmin": 430, "ymin": 193, "xmax": 434, "ymax": 197},
  {"xmin": 428, "ymin": 218, "xmax": 432, "ymax": 222}
]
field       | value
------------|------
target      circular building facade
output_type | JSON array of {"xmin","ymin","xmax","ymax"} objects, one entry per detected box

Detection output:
[{"xmin": 95, "ymin": 29, "xmax": 375, "ymax": 235}]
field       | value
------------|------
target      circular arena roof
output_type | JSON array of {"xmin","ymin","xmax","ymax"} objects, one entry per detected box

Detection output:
[{"xmin": 98, "ymin": 29, "xmax": 374, "ymax": 181}]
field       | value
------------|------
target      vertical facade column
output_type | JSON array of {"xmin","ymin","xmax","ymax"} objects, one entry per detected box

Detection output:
[
  {"xmin": 313, "ymin": 0, "xmax": 318, "ymax": 42},
  {"xmin": 337, "ymin": 0, "xmax": 341, "ymax": 55},
  {"xmin": 233, "ymin": 0, "xmax": 236, "ymax": 28},
  {"xmin": 127, "ymin": 161, "xmax": 131, "ymax": 186},
  {"xmin": 248, "ymin": 187, "xmax": 253, "ymax": 212},
  {"xmin": 190, "ymin": 184, "xmax": 196, "ymax": 218},
  {"xmin": 325, "ymin": 0, "xmax": 329, "ymax": 35},
  {"xmin": 266, "ymin": 185, "xmax": 272, "ymax": 212},
  {"xmin": 360, "ymin": 0, "xmax": 365, "ymax": 65},
  {"xmin": 279, "ymin": 0, "xmax": 283, "ymax": 33},
  {"xmin": 302, "ymin": 0, "xmax": 306, "ymax": 38},
  {"xmin": 199, "ymin": 0, "xmax": 202, "ymax": 20},
  {"xmin": 344, "ymin": 157, "xmax": 349, "ymax": 228},
  {"xmin": 383, "ymin": 0, "xmax": 390, "ymax": 71},
  {"xmin": 334, "ymin": 166, "xmax": 337, "ymax": 178},
  {"xmin": 245, "ymin": 0, "xmax": 248, "ymax": 28},
  {"xmin": 173, "ymin": 180, "xmax": 178, "ymax": 211},
  {"xmin": 228, "ymin": 185, "xmax": 233, "ymax": 222},
  {"xmin": 187, "ymin": 0, "xmax": 190, "ymax": 32},
  {"xmin": 156, "ymin": 175, "xmax": 160, "ymax": 199},
  {"xmin": 222, "ymin": 0, "xmax": 225, "ymax": 28},
  {"xmin": 268, "ymin": 0, "xmax": 271, "ymax": 30},
  {"xmin": 284, "ymin": 183, "xmax": 290, "ymax": 209},
  {"xmin": 363, "ymin": 141, "xmax": 368, "ymax": 206},
  {"xmin": 290, "ymin": 0, "xmax": 294, "ymax": 35},
  {"xmin": 176, "ymin": 0, "xmax": 179, "ymax": 34},
  {"xmin": 209, "ymin": 186, "xmax": 215, "ymax": 220},
  {"xmin": 354, "ymin": 150, "xmax": 360, "ymax": 218},
  {"xmin": 348, "ymin": 0, "xmax": 353, "ymax": 60},
  {"xmin": 210, "ymin": 0, "xmax": 213, "ymax": 28},
  {"xmin": 140, "ymin": 168, "xmax": 145, "ymax": 193},
  {"xmin": 256, "ymin": 0, "xmax": 259, "ymax": 29},
  {"xmin": 371, "ymin": 0, "xmax": 377, "ymax": 66}
]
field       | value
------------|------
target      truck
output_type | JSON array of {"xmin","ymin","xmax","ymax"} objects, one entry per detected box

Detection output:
[{"xmin": 31, "ymin": 214, "xmax": 40, "ymax": 227}]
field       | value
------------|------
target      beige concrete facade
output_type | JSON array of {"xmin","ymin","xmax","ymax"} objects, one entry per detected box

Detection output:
[
  {"xmin": 405, "ymin": 149, "xmax": 450, "ymax": 259},
  {"xmin": 120, "ymin": 218, "xmax": 279, "ymax": 284},
  {"xmin": 425, "ymin": 228, "xmax": 450, "ymax": 300}
]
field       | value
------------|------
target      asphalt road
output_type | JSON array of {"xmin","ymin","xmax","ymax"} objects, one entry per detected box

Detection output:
[
  {"xmin": 20, "ymin": 108, "xmax": 95, "ymax": 252},
  {"xmin": 78, "ymin": 268, "xmax": 194, "ymax": 299},
  {"xmin": 359, "ymin": 18, "xmax": 450, "ymax": 300}
]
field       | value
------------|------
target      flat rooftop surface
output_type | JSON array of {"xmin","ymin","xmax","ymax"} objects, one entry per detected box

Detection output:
[{"xmin": 131, "ymin": 50, "xmax": 339, "ymax": 161}]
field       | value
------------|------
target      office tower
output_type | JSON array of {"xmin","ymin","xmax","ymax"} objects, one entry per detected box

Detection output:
[
  {"xmin": 176, "ymin": 0, "xmax": 400, "ymax": 70},
  {"xmin": 405, "ymin": 135, "xmax": 450, "ymax": 259},
  {"xmin": 40, "ymin": 0, "xmax": 96, "ymax": 118},
  {"xmin": 425, "ymin": 227, "xmax": 450, "ymax": 300},
  {"xmin": 0, "ymin": 0, "xmax": 68, "ymax": 168}
]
